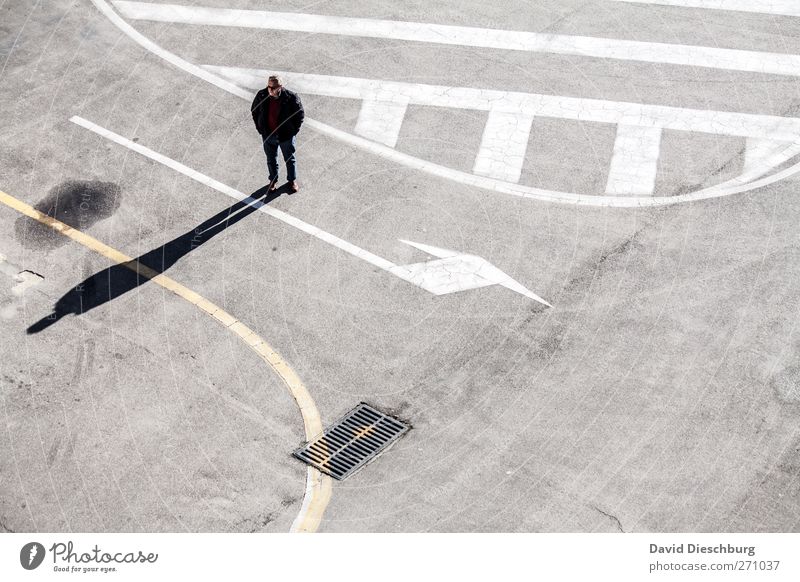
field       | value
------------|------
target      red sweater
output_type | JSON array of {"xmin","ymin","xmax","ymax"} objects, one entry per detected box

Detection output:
[{"xmin": 267, "ymin": 98, "xmax": 281, "ymax": 133}]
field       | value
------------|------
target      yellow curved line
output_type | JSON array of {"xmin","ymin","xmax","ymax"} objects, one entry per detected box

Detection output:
[{"xmin": 0, "ymin": 189, "xmax": 332, "ymax": 532}]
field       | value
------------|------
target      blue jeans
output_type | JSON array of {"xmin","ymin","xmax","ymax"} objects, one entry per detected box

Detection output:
[{"xmin": 263, "ymin": 134, "xmax": 297, "ymax": 182}]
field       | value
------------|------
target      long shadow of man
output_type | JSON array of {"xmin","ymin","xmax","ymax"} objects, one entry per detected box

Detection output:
[{"xmin": 28, "ymin": 186, "xmax": 276, "ymax": 334}]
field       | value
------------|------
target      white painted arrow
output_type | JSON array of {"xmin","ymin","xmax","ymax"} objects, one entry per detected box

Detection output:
[
  {"xmin": 390, "ymin": 240, "xmax": 552, "ymax": 306},
  {"xmin": 70, "ymin": 116, "xmax": 551, "ymax": 307}
]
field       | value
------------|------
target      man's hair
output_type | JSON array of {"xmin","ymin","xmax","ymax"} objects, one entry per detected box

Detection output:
[{"xmin": 268, "ymin": 75, "xmax": 282, "ymax": 87}]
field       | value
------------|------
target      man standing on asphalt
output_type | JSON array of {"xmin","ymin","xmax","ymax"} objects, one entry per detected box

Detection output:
[{"xmin": 251, "ymin": 75, "xmax": 304, "ymax": 193}]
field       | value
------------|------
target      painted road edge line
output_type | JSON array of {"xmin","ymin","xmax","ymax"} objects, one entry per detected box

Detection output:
[
  {"xmin": 0, "ymin": 188, "xmax": 332, "ymax": 533},
  {"xmin": 91, "ymin": 0, "xmax": 800, "ymax": 207}
]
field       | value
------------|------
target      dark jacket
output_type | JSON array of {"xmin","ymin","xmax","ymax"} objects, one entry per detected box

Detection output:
[{"xmin": 251, "ymin": 87, "xmax": 304, "ymax": 141}]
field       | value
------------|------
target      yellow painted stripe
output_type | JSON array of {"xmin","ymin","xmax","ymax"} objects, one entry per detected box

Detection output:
[{"xmin": 0, "ymin": 189, "xmax": 332, "ymax": 532}]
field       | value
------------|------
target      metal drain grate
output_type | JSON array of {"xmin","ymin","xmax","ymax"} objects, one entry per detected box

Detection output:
[{"xmin": 293, "ymin": 403, "xmax": 410, "ymax": 480}]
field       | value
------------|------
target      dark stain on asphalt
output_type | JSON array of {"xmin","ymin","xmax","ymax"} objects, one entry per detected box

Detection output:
[
  {"xmin": 769, "ymin": 364, "xmax": 800, "ymax": 404},
  {"xmin": 15, "ymin": 180, "xmax": 122, "ymax": 250},
  {"xmin": 233, "ymin": 510, "xmax": 277, "ymax": 533},
  {"xmin": 0, "ymin": 516, "xmax": 16, "ymax": 533},
  {"xmin": 671, "ymin": 182, "xmax": 702, "ymax": 196},
  {"xmin": 561, "ymin": 228, "xmax": 646, "ymax": 296},
  {"xmin": 47, "ymin": 438, "xmax": 60, "ymax": 468}
]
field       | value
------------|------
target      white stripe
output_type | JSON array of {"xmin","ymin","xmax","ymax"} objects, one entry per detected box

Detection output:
[
  {"xmin": 206, "ymin": 65, "xmax": 800, "ymax": 142},
  {"xmin": 703, "ymin": 152, "xmax": 800, "ymax": 197},
  {"xmin": 91, "ymin": 0, "xmax": 800, "ymax": 206},
  {"xmin": 473, "ymin": 111, "xmax": 534, "ymax": 183},
  {"xmin": 743, "ymin": 138, "xmax": 794, "ymax": 176},
  {"xmin": 354, "ymin": 95, "xmax": 408, "ymax": 147},
  {"xmin": 113, "ymin": 0, "xmax": 800, "ymax": 77},
  {"xmin": 607, "ymin": 0, "xmax": 800, "ymax": 18},
  {"xmin": 305, "ymin": 100, "xmax": 800, "ymax": 207},
  {"xmin": 70, "ymin": 115, "xmax": 552, "ymax": 306},
  {"xmin": 69, "ymin": 115, "xmax": 397, "ymax": 271},
  {"xmin": 393, "ymin": 240, "xmax": 552, "ymax": 307},
  {"xmin": 605, "ymin": 125, "xmax": 662, "ymax": 195}
]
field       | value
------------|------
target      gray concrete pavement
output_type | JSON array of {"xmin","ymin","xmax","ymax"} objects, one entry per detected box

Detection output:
[{"xmin": 1, "ymin": 0, "xmax": 799, "ymax": 533}]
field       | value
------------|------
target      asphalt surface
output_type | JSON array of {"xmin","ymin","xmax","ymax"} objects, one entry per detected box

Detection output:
[{"xmin": 1, "ymin": 0, "xmax": 799, "ymax": 532}]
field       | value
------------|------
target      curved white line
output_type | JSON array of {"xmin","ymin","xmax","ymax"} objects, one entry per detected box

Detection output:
[
  {"xmin": 699, "ymin": 140, "xmax": 800, "ymax": 195},
  {"xmin": 90, "ymin": 0, "xmax": 800, "ymax": 208}
]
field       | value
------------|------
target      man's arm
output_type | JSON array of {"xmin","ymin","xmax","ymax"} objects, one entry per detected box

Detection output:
[
  {"xmin": 251, "ymin": 91, "xmax": 263, "ymax": 134},
  {"xmin": 293, "ymin": 93, "xmax": 304, "ymax": 133}
]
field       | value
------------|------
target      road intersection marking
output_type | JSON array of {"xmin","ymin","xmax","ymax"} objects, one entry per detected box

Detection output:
[
  {"xmin": 91, "ymin": 0, "xmax": 800, "ymax": 206},
  {"xmin": 70, "ymin": 116, "xmax": 552, "ymax": 306},
  {"xmin": 0, "ymin": 188, "xmax": 333, "ymax": 533},
  {"xmin": 208, "ymin": 65, "xmax": 800, "ymax": 196}
]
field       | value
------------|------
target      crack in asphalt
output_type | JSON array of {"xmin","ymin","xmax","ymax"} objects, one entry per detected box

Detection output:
[{"xmin": 592, "ymin": 504, "xmax": 624, "ymax": 532}]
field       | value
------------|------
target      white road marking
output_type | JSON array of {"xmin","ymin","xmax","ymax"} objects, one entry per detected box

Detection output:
[
  {"xmin": 304, "ymin": 96, "xmax": 800, "ymax": 207},
  {"xmin": 704, "ymin": 150, "xmax": 800, "ymax": 196},
  {"xmin": 743, "ymin": 138, "xmax": 794, "ymax": 176},
  {"xmin": 68, "ymin": 116, "xmax": 394, "ymax": 271},
  {"xmin": 605, "ymin": 124, "xmax": 662, "ymax": 196},
  {"xmin": 206, "ymin": 66, "xmax": 800, "ymax": 142},
  {"xmin": 392, "ymin": 240, "xmax": 552, "ymax": 306},
  {"xmin": 91, "ymin": 0, "xmax": 800, "ymax": 206},
  {"xmin": 607, "ymin": 0, "xmax": 800, "ymax": 18},
  {"xmin": 473, "ymin": 111, "xmax": 535, "ymax": 183},
  {"xmin": 355, "ymin": 95, "xmax": 408, "ymax": 147},
  {"xmin": 70, "ymin": 115, "xmax": 551, "ymax": 306},
  {"xmin": 113, "ymin": 0, "xmax": 800, "ymax": 77},
  {"xmin": 211, "ymin": 64, "xmax": 800, "ymax": 192}
]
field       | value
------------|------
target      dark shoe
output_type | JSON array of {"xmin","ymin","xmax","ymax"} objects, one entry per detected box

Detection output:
[
  {"xmin": 289, "ymin": 180, "xmax": 299, "ymax": 193},
  {"xmin": 268, "ymin": 179, "xmax": 278, "ymax": 192}
]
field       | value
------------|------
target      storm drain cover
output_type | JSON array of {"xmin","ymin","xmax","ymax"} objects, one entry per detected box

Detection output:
[{"xmin": 293, "ymin": 403, "xmax": 410, "ymax": 480}]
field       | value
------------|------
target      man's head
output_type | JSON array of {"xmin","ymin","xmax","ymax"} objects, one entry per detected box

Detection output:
[{"xmin": 267, "ymin": 75, "xmax": 282, "ymax": 98}]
